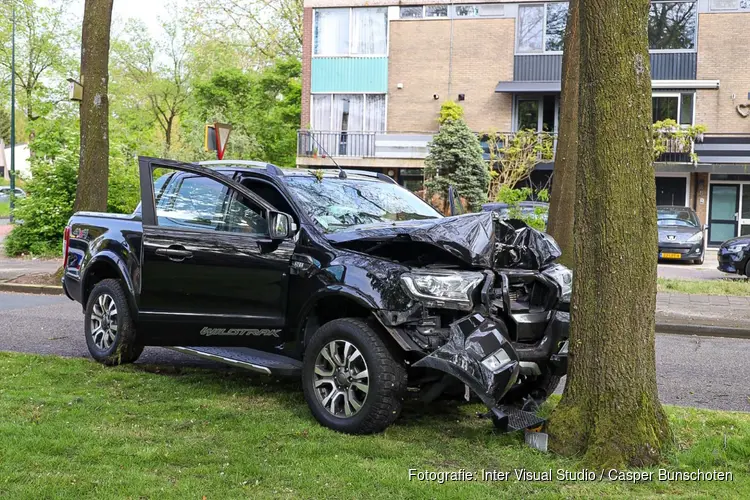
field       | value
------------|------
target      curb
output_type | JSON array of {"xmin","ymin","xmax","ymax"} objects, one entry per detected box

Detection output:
[
  {"xmin": 0, "ymin": 282, "xmax": 64, "ymax": 296},
  {"xmin": 656, "ymin": 321, "xmax": 750, "ymax": 340}
]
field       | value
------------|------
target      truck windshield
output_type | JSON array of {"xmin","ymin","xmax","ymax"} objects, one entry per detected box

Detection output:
[{"xmin": 284, "ymin": 176, "xmax": 442, "ymax": 232}]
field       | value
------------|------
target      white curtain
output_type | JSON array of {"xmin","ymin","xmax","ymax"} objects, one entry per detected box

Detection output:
[
  {"xmin": 351, "ymin": 8, "xmax": 387, "ymax": 55},
  {"xmin": 311, "ymin": 95, "xmax": 333, "ymax": 155},
  {"xmin": 365, "ymin": 95, "xmax": 386, "ymax": 132},
  {"xmin": 311, "ymin": 95, "xmax": 331, "ymax": 130},
  {"xmin": 332, "ymin": 95, "xmax": 364, "ymax": 155},
  {"xmin": 315, "ymin": 9, "xmax": 349, "ymax": 55}
]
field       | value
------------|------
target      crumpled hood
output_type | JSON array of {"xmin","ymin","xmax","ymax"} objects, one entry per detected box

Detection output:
[{"xmin": 325, "ymin": 212, "xmax": 561, "ymax": 270}]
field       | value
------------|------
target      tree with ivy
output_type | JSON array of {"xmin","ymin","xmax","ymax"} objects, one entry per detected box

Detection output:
[{"xmin": 424, "ymin": 102, "xmax": 488, "ymax": 212}]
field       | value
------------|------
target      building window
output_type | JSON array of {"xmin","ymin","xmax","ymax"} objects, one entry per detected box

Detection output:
[
  {"xmin": 652, "ymin": 93, "xmax": 694, "ymax": 125},
  {"xmin": 648, "ymin": 2, "xmax": 697, "ymax": 50},
  {"xmin": 311, "ymin": 94, "xmax": 387, "ymax": 132},
  {"xmin": 455, "ymin": 4, "xmax": 505, "ymax": 17},
  {"xmin": 516, "ymin": 95, "xmax": 558, "ymax": 132},
  {"xmin": 400, "ymin": 6, "xmax": 424, "ymax": 19},
  {"xmin": 425, "ymin": 5, "xmax": 448, "ymax": 18},
  {"xmin": 455, "ymin": 5, "xmax": 479, "ymax": 17},
  {"xmin": 517, "ymin": 3, "xmax": 569, "ymax": 54},
  {"xmin": 314, "ymin": 8, "xmax": 388, "ymax": 56}
]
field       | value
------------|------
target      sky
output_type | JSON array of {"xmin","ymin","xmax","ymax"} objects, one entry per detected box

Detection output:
[{"xmin": 66, "ymin": 0, "xmax": 175, "ymax": 39}]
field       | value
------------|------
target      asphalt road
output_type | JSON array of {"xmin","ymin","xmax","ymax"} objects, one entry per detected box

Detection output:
[{"xmin": 0, "ymin": 292, "xmax": 748, "ymax": 413}]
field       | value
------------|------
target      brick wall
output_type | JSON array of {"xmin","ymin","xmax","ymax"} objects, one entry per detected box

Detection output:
[
  {"xmin": 696, "ymin": 12, "xmax": 750, "ymax": 134},
  {"xmin": 387, "ymin": 18, "xmax": 515, "ymax": 133},
  {"xmin": 301, "ymin": 7, "xmax": 313, "ymax": 129}
]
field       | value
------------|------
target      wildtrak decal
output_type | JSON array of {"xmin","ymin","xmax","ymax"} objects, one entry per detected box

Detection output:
[{"xmin": 200, "ymin": 327, "xmax": 280, "ymax": 337}]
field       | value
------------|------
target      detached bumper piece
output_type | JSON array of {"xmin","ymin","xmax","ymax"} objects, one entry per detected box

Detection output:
[{"xmin": 413, "ymin": 314, "xmax": 544, "ymax": 433}]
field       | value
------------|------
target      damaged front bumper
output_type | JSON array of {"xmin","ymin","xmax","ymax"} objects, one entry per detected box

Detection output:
[{"xmin": 413, "ymin": 311, "xmax": 569, "ymax": 432}]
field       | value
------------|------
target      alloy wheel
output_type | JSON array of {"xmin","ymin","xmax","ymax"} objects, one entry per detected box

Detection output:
[
  {"xmin": 90, "ymin": 293, "xmax": 118, "ymax": 350},
  {"xmin": 313, "ymin": 340, "xmax": 369, "ymax": 418}
]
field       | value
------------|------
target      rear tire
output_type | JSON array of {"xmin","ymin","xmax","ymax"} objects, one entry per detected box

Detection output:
[
  {"xmin": 85, "ymin": 279, "xmax": 143, "ymax": 366},
  {"xmin": 302, "ymin": 318, "xmax": 406, "ymax": 434}
]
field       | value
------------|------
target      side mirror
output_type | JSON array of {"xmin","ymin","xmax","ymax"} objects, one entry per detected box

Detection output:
[{"xmin": 269, "ymin": 211, "xmax": 294, "ymax": 240}]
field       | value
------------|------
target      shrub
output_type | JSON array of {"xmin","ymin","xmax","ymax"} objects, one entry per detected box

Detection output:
[
  {"xmin": 424, "ymin": 111, "xmax": 488, "ymax": 212},
  {"xmin": 497, "ymin": 186, "xmax": 549, "ymax": 231}
]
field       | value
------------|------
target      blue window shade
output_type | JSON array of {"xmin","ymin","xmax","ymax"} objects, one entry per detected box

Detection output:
[{"xmin": 311, "ymin": 57, "xmax": 388, "ymax": 93}]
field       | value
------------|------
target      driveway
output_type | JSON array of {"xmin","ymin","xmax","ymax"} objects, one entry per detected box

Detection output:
[{"xmin": 0, "ymin": 291, "xmax": 748, "ymax": 412}]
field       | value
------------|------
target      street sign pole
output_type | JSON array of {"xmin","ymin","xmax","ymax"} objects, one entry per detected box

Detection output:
[{"xmin": 9, "ymin": 0, "xmax": 16, "ymax": 223}]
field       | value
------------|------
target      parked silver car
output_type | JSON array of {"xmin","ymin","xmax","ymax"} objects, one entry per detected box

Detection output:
[{"xmin": 0, "ymin": 187, "xmax": 26, "ymax": 201}]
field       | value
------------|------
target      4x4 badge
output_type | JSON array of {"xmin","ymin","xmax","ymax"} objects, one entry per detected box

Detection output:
[{"xmin": 200, "ymin": 327, "xmax": 280, "ymax": 337}]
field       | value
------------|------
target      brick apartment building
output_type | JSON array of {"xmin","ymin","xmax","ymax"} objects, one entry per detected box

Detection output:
[{"xmin": 297, "ymin": 0, "xmax": 750, "ymax": 246}]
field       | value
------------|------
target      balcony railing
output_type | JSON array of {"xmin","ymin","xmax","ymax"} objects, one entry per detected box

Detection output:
[
  {"xmin": 297, "ymin": 131, "xmax": 377, "ymax": 158},
  {"xmin": 297, "ymin": 130, "xmax": 557, "ymax": 161}
]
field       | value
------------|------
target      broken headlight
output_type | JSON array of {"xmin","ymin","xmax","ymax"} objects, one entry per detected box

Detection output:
[
  {"xmin": 542, "ymin": 264, "xmax": 573, "ymax": 303},
  {"xmin": 401, "ymin": 270, "xmax": 485, "ymax": 311}
]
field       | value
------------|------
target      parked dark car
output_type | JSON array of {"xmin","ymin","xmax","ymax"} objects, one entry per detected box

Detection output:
[
  {"xmin": 482, "ymin": 202, "xmax": 549, "ymax": 230},
  {"xmin": 657, "ymin": 206, "xmax": 706, "ymax": 264},
  {"xmin": 717, "ymin": 237, "xmax": 750, "ymax": 276},
  {"xmin": 62, "ymin": 157, "xmax": 571, "ymax": 434}
]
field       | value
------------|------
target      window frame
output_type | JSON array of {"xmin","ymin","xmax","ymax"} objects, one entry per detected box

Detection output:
[
  {"xmin": 515, "ymin": 2, "xmax": 569, "ymax": 55},
  {"xmin": 648, "ymin": 1, "xmax": 699, "ymax": 53},
  {"xmin": 313, "ymin": 7, "xmax": 389, "ymax": 58},
  {"xmin": 399, "ymin": 5, "xmax": 450, "ymax": 20},
  {"xmin": 310, "ymin": 93, "xmax": 389, "ymax": 132},
  {"xmin": 652, "ymin": 91, "xmax": 695, "ymax": 126},
  {"xmin": 154, "ymin": 171, "xmax": 269, "ymax": 235}
]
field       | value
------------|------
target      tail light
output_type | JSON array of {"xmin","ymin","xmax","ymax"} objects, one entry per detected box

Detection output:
[{"xmin": 63, "ymin": 226, "xmax": 71, "ymax": 269}]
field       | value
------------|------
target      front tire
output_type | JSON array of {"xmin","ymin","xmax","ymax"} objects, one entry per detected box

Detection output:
[
  {"xmin": 84, "ymin": 279, "xmax": 143, "ymax": 366},
  {"xmin": 302, "ymin": 318, "xmax": 406, "ymax": 434}
]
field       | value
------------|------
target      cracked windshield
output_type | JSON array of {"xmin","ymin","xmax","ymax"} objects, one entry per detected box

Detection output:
[{"xmin": 284, "ymin": 176, "xmax": 441, "ymax": 231}]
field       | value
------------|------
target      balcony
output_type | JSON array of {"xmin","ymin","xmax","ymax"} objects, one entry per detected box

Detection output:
[{"xmin": 297, "ymin": 131, "xmax": 432, "ymax": 160}]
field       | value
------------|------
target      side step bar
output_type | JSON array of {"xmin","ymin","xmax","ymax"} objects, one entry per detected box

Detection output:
[{"xmin": 166, "ymin": 346, "xmax": 302, "ymax": 377}]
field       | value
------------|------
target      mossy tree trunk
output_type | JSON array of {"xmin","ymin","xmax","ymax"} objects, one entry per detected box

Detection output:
[
  {"xmin": 546, "ymin": 0, "xmax": 579, "ymax": 268},
  {"xmin": 74, "ymin": 0, "xmax": 113, "ymax": 213},
  {"xmin": 547, "ymin": 0, "xmax": 671, "ymax": 468}
]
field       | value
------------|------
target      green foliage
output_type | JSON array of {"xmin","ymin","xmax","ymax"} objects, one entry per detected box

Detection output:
[
  {"xmin": 497, "ymin": 186, "xmax": 549, "ymax": 231},
  {"xmin": 193, "ymin": 58, "xmax": 301, "ymax": 166},
  {"xmin": 0, "ymin": 108, "xmax": 10, "ymax": 144},
  {"xmin": 487, "ymin": 129, "xmax": 554, "ymax": 201},
  {"xmin": 653, "ymin": 119, "xmax": 707, "ymax": 164},
  {"xmin": 438, "ymin": 100, "xmax": 464, "ymax": 125},
  {"xmin": 424, "ymin": 118, "xmax": 488, "ymax": 212},
  {"xmin": 4, "ymin": 116, "xmax": 140, "ymax": 256}
]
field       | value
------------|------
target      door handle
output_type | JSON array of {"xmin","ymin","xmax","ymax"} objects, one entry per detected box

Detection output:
[{"xmin": 156, "ymin": 246, "xmax": 193, "ymax": 262}]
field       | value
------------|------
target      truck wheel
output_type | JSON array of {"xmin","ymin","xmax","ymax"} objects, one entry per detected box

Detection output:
[
  {"xmin": 302, "ymin": 318, "xmax": 406, "ymax": 434},
  {"xmin": 84, "ymin": 279, "xmax": 143, "ymax": 366}
]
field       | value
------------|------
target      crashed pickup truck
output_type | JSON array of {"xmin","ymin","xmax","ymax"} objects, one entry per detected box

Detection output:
[{"xmin": 62, "ymin": 157, "xmax": 570, "ymax": 434}]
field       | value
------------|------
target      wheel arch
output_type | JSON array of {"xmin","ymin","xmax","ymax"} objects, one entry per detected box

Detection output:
[
  {"xmin": 296, "ymin": 288, "xmax": 414, "ymax": 353},
  {"xmin": 82, "ymin": 253, "xmax": 137, "ymax": 314}
]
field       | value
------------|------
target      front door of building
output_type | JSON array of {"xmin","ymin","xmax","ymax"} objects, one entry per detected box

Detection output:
[{"xmin": 708, "ymin": 184, "xmax": 739, "ymax": 245}]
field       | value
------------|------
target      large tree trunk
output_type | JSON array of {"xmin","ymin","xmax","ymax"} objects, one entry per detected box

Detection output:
[
  {"xmin": 546, "ymin": 0, "xmax": 579, "ymax": 268},
  {"xmin": 74, "ymin": 0, "xmax": 113, "ymax": 213},
  {"xmin": 547, "ymin": 0, "xmax": 671, "ymax": 467}
]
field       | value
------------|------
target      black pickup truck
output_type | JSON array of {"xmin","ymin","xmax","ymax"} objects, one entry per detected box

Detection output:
[{"xmin": 63, "ymin": 157, "xmax": 570, "ymax": 434}]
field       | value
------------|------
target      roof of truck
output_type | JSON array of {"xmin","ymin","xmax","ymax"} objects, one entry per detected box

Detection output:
[{"xmin": 197, "ymin": 160, "xmax": 398, "ymax": 184}]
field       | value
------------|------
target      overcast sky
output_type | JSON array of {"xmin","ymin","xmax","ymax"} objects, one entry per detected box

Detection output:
[{"xmin": 66, "ymin": 0, "xmax": 175, "ymax": 39}]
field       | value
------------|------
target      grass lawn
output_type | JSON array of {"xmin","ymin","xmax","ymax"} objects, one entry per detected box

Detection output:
[
  {"xmin": 0, "ymin": 353, "xmax": 747, "ymax": 498},
  {"xmin": 0, "ymin": 200, "xmax": 8, "ymax": 217},
  {"xmin": 658, "ymin": 277, "xmax": 750, "ymax": 296}
]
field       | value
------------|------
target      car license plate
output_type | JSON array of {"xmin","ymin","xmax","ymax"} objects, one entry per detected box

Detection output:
[{"xmin": 660, "ymin": 252, "xmax": 682, "ymax": 259}]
